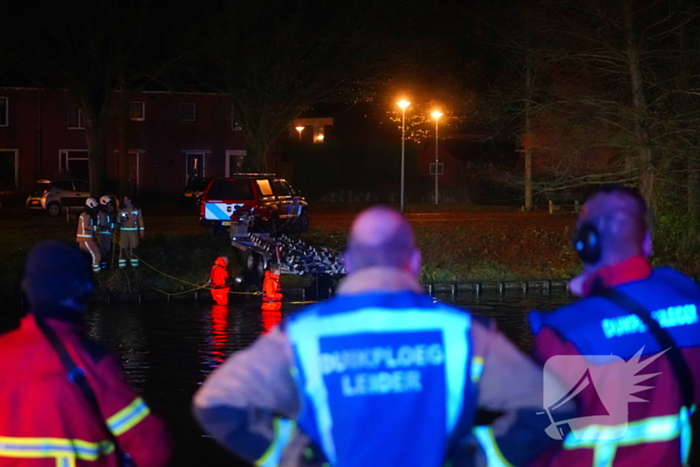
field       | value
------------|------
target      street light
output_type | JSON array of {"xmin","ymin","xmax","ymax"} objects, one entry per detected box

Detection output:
[
  {"xmin": 431, "ymin": 110, "xmax": 443, "ymax": 205},
  {"xmin": 295, "ymin": 126, "xmax": 305, "ymax": 139},
  {"xmin": 397, "ymin": 100, "xmax": 410, "ymax": 212}
]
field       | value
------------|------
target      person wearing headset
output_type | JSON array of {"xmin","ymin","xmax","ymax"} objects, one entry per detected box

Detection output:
[
  {"xmin": 528, "ymin": 185, "xmax": 700, "ymax": 467},
  {"xmin": 0, "ymin": 240, "xmax": 172, "ymax": 467}
]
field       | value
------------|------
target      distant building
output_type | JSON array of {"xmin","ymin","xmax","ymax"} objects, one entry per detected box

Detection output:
[{"xmin": 0, "ymin": 87, "xmax": 247, "ymax": 196}]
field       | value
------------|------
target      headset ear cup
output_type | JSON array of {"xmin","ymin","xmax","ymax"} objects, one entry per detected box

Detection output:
[{"xmin": 574, "ymin": 223, "xmax": 602, "ymax": 264}]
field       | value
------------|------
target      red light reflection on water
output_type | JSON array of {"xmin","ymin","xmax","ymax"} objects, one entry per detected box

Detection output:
[
  {"xmin": 210, "ymin": 305, "xmax": 229, "ymax": 364},
  {"xmin": 262, "ymin": 302, "xmax": 282, "ymax": 334}
]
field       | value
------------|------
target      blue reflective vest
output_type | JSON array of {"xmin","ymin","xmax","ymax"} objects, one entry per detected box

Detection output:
[
  {"xmin": 530, "ymin": 268, "xmax": 700, "ymax": 359},
  {"xmin": 285, "ymin": 291, "xmax": 477, "ymax": 467}
]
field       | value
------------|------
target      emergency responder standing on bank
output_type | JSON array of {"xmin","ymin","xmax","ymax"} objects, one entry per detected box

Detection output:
[
  {"xmin": 118, "ymin": 196, "xmax": 144, "ymax": 269},
  {"xmin": 210, "ymin": 256, "xmax": 231, "ymax": 306},
  {"xmin": 0, "ymin": 240, "xmax": 172, "ymax": 466},
  {"xmin": 77, "ymin": 197, "xmax": 101, "ymax": 274},
  {"xmin": 97, "ymin": 195, "xmax": 115, "ymax": 270},
  {"xmin": 529, "ymin": 185, "xmax": 700, "ymax": 467},
  {"xmin": 193, "ymin": 206, "xmax": 572, "ymax": 467}
]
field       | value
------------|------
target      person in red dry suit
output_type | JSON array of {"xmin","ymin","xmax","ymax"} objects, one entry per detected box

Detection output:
[
  {"xmin": 262, "ymin": 262, "xmax": 282, "ymax": 311},
  {"xmin": 0, "ymin": 240, "xmax": 171, "ymax": 467},
  {"xmin": 262, "ymin": 262, "xmax": 283, "ymax": 333},
  {"xmin": 210, "ymin": 256, "xmax": 231, "ymax": 306}
]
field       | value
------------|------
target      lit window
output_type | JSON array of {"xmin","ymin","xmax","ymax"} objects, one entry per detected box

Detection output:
[
  {"xmin": 0, "ymin": 97, "xmax": 7, "ymax": 127},
  {"xmin": 181, "ymin": 103, "xmax": 195, "ymax": 121},
  {"xmin": 130, "ymin": 101, "xmax": 145, "ymax": 121},
  {"xmin": 68, "ymin": 104, "xmax": 85, "ymax": 129}
]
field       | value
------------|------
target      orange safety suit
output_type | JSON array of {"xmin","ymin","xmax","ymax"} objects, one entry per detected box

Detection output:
[
  {"xmin": 262, "ymin": 270, "xmax": 282, "ymax": 311},
  {"xmin": 210, "ymin": 257, "xmax": 230, "ymax": 306},
  {"xmin": 118, "ymin": 207, "xmax": 144, "ymax": 268},
  {"xmin": 76, "ymin": 212, "xmax": 101, "ymax": 274},
  {"xmin": 0, "ymin": 310, "xmax": 172, "ymax": 466}
]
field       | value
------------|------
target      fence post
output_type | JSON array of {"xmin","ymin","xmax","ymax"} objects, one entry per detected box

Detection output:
[{"xmin": 548, "ymin": 200, "xmax": 554, "ymax": 215}]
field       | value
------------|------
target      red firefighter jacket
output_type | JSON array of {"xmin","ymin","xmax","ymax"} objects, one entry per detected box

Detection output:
[
  {"xmin": 263, "ymin": 271, "xmax": 282, "ymax": 302},
  {"xmin": 0, "ymin": 310, "xmax": 171, "ymax": 467},
  {"xmin": 210, "ymin": 257, "xmax": 230, "ymax": 289}
]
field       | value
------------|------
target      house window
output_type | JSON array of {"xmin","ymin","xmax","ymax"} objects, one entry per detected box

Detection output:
[
  {"xmin": 429, "ymin": 162, "xmax": 444, "ymax": 176},
  {"xmin": 67, "ymin": 104, "xmax": 85, "ymax": 129},
  {"xmin": 225, "ymin": 149, "xmax": 247, "ymax": 176},
  {"xmin": 182, "ymin": 151, "xmax": 209, "ymax": 182},
  {"xmin": 181, "ymin": 103, "xmax": 195, "ymax": 121},
  {"xmin": 0, "ymin": 97, "xmax": 8, "ymax": 127},
  {"xmin": 59, "ymin": 150, "xmax": 89, "ymax": 180},
  {"xmin": 130, "ymin": 101, "xmax": 145, "ymax": 121}
]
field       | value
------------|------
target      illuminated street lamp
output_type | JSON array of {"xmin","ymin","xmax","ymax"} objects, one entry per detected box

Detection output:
[
  {"xmin": 295, "ymin": 126, "xmax": 305, "ymax": 139},
  {"xmin": 397, "ymin": 100, "xmax": 410, "ymax": 212},
  {"xmin": 431, "ymin": 110, "xmax": 443, "ymax": 205}
]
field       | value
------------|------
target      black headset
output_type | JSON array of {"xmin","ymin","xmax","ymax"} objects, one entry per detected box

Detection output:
[{"xmin": 573, "ymin": 222, "xmax": 602, "ymax": 265}]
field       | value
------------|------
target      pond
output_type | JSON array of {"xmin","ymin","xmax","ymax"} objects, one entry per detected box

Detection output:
[{"xmin": 80, "ymin": 290, "xmax": 574, "ymax": 466}]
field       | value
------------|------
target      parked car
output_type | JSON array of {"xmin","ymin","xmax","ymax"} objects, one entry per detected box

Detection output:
[
  {"xmin": 25, "ymin": 179, "xmax": 91, "ymax": 216},
  {"xmin": 199, "ymin": 174, "xmax": 308, "ymax": 235},
  {"xmin": 184, "ymin": 176, "xmax": 213, "ymax": 202}
]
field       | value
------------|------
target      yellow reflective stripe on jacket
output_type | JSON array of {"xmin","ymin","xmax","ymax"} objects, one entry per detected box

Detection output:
[
  {"xmin": 471, "ymin": 356, "xmax": 484, "ymax": 383},
  {"xmin": 106, "ymin": 397, "xmax": 150, "ymax": 436},
  {"xmin": 255, "ymin": 418, "xmax": 296, "ymax": 467},
  {"xmin": 563, "ymin": 408, "xmax": 692, "ymax": 467},
  {"xmin": 0, "ymin": 436, "xmax": 114, "ymax": 463},
  {"xmin": 473, "ymin": 426, "xmax": 514, "ymax": 467}
]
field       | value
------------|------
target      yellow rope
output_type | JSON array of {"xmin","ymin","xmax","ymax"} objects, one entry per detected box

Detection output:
[{"xmin": 112, "ymin": 233, "xmax": 261, "ymax": 296}]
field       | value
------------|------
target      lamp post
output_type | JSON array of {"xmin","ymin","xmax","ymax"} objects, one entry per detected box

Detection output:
[
  {"xmin": 397, "ymin": 100, "xmax": 410, "ymax": 212},
  {"xmin": 295, "ymin": 126, "xmax": 305, "ymax": 140},
  {"xmin": 431, "ymin": 110, "xmax": 443, "ymax": 205}
]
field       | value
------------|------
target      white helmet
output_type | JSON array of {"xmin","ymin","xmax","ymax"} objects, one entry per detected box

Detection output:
[
  {"xmin": 85, "ymin": 197, "xmax": 98, "ymax": 209},
  {"xmin": 99, "ymin": 195, "xmax": 111, "ymax": 205}
]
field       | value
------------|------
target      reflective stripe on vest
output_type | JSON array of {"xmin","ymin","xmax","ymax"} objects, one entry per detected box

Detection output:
[
  {"xmin": 121, "ymin": 227, "xmax": 139, "ymax": 231},
  {"xmin": 286, "ymin": 307, "xmax": 471, "ymax": 465},
  {"xmin": 563, "ymin": 406, "xmax": 693, "ymax": 467},
  {"xmin": 106, "ymin": 397, "xmax": 150, "ymax": 436},
  {"xmin": 473, "ymin": 426, "xmax": 514, "ymax": 467},
  {"xmin": 254, "ymin": 418, "xmax": 295, "ymax": 467},
  {"xmin": 0, "ymin": 436, "xmax": 115, "ymax": 465},
  {"xmin": 471, "ymin": 356, "xmax": 484, "ymax": 383}
]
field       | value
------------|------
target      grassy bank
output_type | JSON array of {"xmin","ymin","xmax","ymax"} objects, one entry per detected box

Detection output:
[{"xmin": 4, "ymin": 203, "xmax": 698, "ymax": 304}]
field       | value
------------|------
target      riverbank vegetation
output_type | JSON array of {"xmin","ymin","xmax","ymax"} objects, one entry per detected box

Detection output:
[{"xmin": 2, "ymin": 204, "xmax": 699, "ymax": 305}]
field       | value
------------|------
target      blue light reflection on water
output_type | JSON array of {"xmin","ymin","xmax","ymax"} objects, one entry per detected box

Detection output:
[{"xmin": 81, "ymin": 291, "xmax": 574, "ymax": 466}]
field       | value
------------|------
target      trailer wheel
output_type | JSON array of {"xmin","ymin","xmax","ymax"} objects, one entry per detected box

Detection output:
[
  {"xmin": 246, "ymin": 251, "xmax": 258, "ymax": 273},
  {"xmin": 256, "ymin": 255, "xmax": 268, "ymax": 278}
]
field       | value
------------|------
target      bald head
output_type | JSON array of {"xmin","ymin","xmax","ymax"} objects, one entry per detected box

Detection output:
[
  {"xmin": 344, "ymin": 206, "xmax": 420, "ymax": 275},
  {"xmin": 577, "ymin": 186, "xmax": 650, "ymax": 267}
]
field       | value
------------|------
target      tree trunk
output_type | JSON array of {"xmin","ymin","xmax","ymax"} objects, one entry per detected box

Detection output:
[
  {"xmin": 85, "ymin": 118, "xmax": 106, "ymax": 198},
  {"xmin": 688, "ymin": 155, "xmax": 700, "ymax": 230},
  {"xmin": 244, "ymin": 134, "xmax": 270, "ymax": 173},
  {"xmin": 623, "ymin": 0, "xmax": 655, "ymax": 217},
  {"xmin": 524, "ymin": 14, "xmax": 534, "ymax": 211}
]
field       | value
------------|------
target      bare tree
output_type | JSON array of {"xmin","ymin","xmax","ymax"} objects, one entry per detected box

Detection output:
[
  {"xmin": 204, "ymin": 0, "xmax": 408, "ymax": 172},
  {"xmin": 8, "ymin": 0, "xmax": 159, "ymax": 196}
]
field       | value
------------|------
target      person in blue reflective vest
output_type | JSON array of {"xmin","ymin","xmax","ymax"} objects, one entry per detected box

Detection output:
[
  {"xmin": 529, "ymin": 185, "xmax": 700, "ymax": 467},
  {"xmin": 193, "ymin": 206, "xmax": 572, "ymax": 467}
]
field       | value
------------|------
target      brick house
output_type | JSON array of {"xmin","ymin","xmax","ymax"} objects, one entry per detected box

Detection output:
[{"xmin": 0, "ymin": 87, "xmax": 248, "ymax": 197}]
